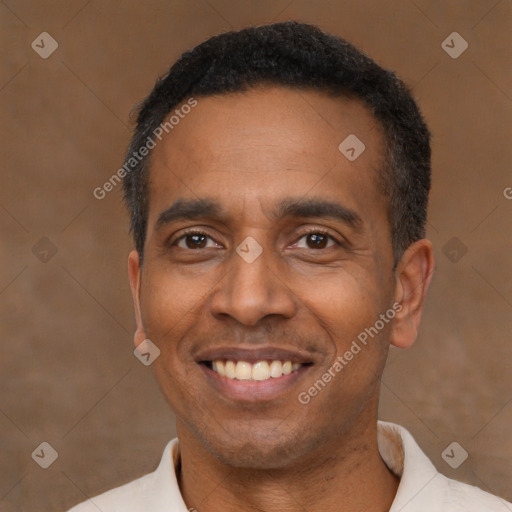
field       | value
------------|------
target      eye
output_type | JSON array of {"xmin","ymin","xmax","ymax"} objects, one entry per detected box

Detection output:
[
  {"xmin": 170, "ymin": 229, "xmax": 342, "ymax": 251},
  {"xmin": 173, "ymin": 230, "xmax": 221, "ymax": 250},
  {"xmin": 294, "ymin": 230, "xmax": 339, "ymax": 250}
]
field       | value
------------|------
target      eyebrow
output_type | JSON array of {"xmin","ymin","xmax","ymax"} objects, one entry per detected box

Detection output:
[{"xmin": 155, "ymin": 197, "xmax": 363, "ymax": 231}]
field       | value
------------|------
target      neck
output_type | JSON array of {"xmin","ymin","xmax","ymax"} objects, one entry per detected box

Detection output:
[{"xmin": 177, "ymin": 417, "xmax": 399, "ymax": 512}]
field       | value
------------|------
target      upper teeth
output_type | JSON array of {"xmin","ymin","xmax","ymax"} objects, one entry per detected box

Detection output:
[{"xmin": 212, "ymin": 360, "xmax": 302, "ymax": 381}]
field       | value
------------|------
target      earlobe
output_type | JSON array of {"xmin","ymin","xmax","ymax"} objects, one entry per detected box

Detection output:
[
  {"xmin": 390, "ymin": 239, "xmax": 435, "ymax": 349},
  {"xmin": 128, "ymin": 250, "xmax": 147, "ymax": 347}
]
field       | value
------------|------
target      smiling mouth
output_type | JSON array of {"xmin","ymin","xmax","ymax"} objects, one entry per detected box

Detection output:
[{"xmin": 201, "ymin": 359, "xmax": 313, "ymax": 382}]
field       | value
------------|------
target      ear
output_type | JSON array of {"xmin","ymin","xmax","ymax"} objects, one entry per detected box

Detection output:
[
  {"xmin": 128, "ymin": 250, "xmax": 147, "ymax": 348},
  {"xmin": 390, "ymin": 239, "xmax": 435, "ymax": 349}
]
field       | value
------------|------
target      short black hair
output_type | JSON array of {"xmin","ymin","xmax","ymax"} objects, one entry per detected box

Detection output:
[{"xmin": 123, "ymin": 21, "xmax": 431, "ymax": 267}]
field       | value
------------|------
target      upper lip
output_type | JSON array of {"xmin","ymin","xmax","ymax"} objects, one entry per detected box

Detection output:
[{"xmin": 195, "ymin": 346, "xmax": 314, "ymax": 364}]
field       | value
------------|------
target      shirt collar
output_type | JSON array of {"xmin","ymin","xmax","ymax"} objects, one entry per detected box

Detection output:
[
  {"xmin": 150, "ymin": 420, "xmax": 438, "ymax": 511},
  {"xmin": 378, "ymin": 421, "xmax": 440, "ymax": 511}
]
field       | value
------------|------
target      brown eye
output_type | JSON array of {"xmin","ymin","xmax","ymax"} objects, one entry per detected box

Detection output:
[
  {"xmin": 306, "ymin": 233, "xmax": 329, "ymax": 249},
  {"xmin": 295, "ymin": 232, "xmax": 337, "ymax": 250},
  {"xmin": 174, "ymin": 232, "xmax": 219, "ymax": 250},
  {"xmin": 185, "ymin": 234, "xmax": 207, "ymax": 249}
]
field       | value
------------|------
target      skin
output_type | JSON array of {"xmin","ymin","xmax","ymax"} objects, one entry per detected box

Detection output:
[{"xmin": 128, "ymin": 86, "xmax": 435, "ymax": 511}]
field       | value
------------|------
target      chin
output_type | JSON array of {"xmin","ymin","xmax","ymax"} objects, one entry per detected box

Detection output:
[
  {"xmin": 196, "ymin": 422, "xmax": 323, "ymax": 470},
  {"xmin": 212, "ymin": 441, "xmax": 302, "ymax": 469}
]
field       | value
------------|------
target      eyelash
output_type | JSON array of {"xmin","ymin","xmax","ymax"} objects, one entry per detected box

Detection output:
[{"xmin": 171, "ymin": 227, "xmax": 343, "ymax": 250}]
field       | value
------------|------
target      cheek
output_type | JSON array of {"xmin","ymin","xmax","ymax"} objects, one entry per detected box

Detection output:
[
  {"xmin": 297, "ymin": 267, "xmax": 392, "ymax": 388},
  {"xmin": 139, "ymin": 266, "xmax": 211, "ymax": 354},
  {"xmin": 298, "ymin": 265, "xmax": 383, "ymax": 332},
  {"xmin": 140, "ymin": 268, "xmax": 210, "ymax": 412},
  {"xmin": 293, "ymin": 277, "xmax": 390, "ymax": 435}
]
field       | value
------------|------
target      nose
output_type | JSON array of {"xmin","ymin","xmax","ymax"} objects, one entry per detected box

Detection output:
[{"xmin": 208, "ymin": 244, "xmax": 297, "ymax": 327}]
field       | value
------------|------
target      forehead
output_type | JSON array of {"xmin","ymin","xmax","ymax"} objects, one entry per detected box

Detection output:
[{"xmin": 146, "ymin": 86, "xmax": 388, "ymax": 231}]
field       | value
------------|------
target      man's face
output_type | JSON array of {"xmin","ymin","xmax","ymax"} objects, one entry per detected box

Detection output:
[{"xmin": 130, "ymin": 86, "xmax": 399, "ymax": 468}]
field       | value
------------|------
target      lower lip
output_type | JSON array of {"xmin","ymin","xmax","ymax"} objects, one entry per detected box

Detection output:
[{"xmin": 200, "ymin": 364, "xmax": 311, "ymax": 402}]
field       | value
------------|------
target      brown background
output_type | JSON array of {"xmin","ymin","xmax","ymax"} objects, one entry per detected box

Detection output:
[{"xmin": 1, "ymin": 1, "xmax": 511, "ymax": 510}]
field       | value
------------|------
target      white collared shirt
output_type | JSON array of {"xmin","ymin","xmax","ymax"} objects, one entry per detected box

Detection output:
[{"xmin": 68, "ymin": 421, "xmax": 511, "ymax": 511}]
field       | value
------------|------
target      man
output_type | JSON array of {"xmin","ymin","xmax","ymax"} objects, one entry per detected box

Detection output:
[{"xmin": 69, "ymin": 21, "xmax": 511, "ymax": 512}]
